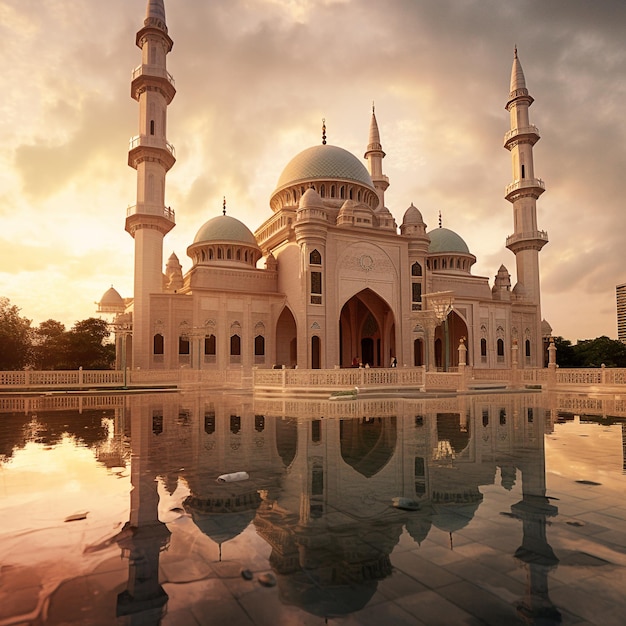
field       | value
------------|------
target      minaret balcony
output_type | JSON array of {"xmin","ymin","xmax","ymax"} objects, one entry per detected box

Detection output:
[
  {"xmin": 503, "ymin": 125, "xmax": 540, "ymax": 148},
  {"xmin": 128, "ymin": 135, "xmax": 176, "ymax": 171},
  {"xmin": 132, "ymin": 64, "xmax": 175, "ymax": 87},
  {"xmin": 127, "ymin": 204, "xmax": 175, "ymax": 223},
  {"xmin": 505, "ymin": 178, "xmax": 545, "ymax": 201},
  {"xmin": 129, "ymin": 135, "xmax": 176, "ymax": 157},
  {"xmin": 131, "ymin": 65, "xmax": 176, "ymax": 102},
  {"xmin": 506, "ymin": 230, "xmax": 548, "ymax": 251}
]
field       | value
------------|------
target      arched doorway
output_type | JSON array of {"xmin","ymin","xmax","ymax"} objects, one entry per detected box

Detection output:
[
  {"xmin": 339, "ymin": 289, "xmax": 395, "ymax": 368},
  {"xmin": 433, "ymin": 310, "xmax": 468, "ymax": 370},
  {"xmin": 276, "ymin": 307, "xmax": 297, "ymax": 368}
]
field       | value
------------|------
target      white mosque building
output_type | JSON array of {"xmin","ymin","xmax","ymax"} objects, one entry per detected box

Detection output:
[{"xmin": 99, "ymin": 0, "xmax": 549, "ymax": 374}]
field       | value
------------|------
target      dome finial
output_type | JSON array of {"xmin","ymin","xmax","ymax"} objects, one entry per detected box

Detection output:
[
  {"xmin": 223, "ymin": 196, "xmax": 226, "ymax": 216},
  {"xmin": 372, "ymin": 101, "xmax": 375, "ymax": 114},
  {"xmin": 322, "ymin": 118, "xmax": 326, "ymax": 145},
  {"xmin": 439, "ymin": 211, "xmax": 442, "ymax": 228}
]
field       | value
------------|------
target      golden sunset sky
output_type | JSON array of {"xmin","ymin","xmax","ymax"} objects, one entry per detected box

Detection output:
[{"xmin": 1, "ymin": 0, "xmax": 624, "ymax": 341}]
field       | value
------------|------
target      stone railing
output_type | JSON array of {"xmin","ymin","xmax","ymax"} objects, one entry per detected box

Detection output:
[
  {"xmin": 2, "ymin": 366, "xmax": 626, "ymax": 394},
  {"xmin": 254, "ymin": 367, "xmax": 425, "ymax": 393},
  {"xmin": 0, "ymin": 370, "xmax": 124, "ymax": 388}
]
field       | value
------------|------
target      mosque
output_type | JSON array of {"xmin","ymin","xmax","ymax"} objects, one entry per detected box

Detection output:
[{"xmin": 99, "ymin": 0, "xmax": 549, "ymax": 374}]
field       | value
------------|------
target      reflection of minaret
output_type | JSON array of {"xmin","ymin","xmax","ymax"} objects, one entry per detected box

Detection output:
[
  {"xmin": 622, "ymin": 422, "xmax": 626, "ymax": 474},
  {"xmin": 116, "ymin": 395, "xmax": 170, "ymax": 622},
  {"xmin": 511, "ymin": 407, "xmax": 560, "ymax": 624}
]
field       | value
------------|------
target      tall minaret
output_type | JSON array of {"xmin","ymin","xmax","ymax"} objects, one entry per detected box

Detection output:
[
  {"xmin": 126, "ymin": 0, "xmax": 176, "ymax": 369},
  {"xmin": 364, "ymin": 105, "xmax": 390, "ymax": 210},
  {"xmin": 504, "ymin": 48, "xmax": 547, "ymax": 302},
  {"xmin": 504, "ymin": 48, "xmax": 547, "ymax": 366}
]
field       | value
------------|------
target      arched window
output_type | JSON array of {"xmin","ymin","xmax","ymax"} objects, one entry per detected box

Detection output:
[
  {"xmin": 217, "ymin": 248, "xmax": 223, "ymax": 259},
  {"xmin": 209, "ymin": 249, "xmax": 214, "ymax": 260},
  {"xmin": 236, "ymin": 249, "xmax": 241, "ymax": 260},
  {"xmin": 150, "ymin": 120, "xmax": 155, "ymax": 135},
  {"xmin": 340, "ymin": 186, "xmax": 345, "ymax": 199},
  {"xmin": 480, "ymin": 338, "xmax": 487, "ymax": 357},
  {"xmin": 525, "ymin": 339, "xmax": 531, "ymax": 358},
  {"xmin": 320, "ymin": 185, "xmax": 325, "ymax": 198},
  {"xmin": 153, "ymin": 333, "xmax": 164, "ymax": 355},
  {"xmin": 230, "ymin": 334, "xmax": 241, "ymax": 356},
  {"xmin": 310, "ymin": 249, "xmax": 322, "ymax": 265},
  {"xmin": 497, "ymin": 338, "xmax": 505, "ymax": 357},
  {"xmin": 179, "ymin": 335, "xmax": 190, "ymax": 355},
  {"xmin": 254, "ymin": 335, "xmax": 265, "ymax": 356},
  {"xmin": 230, "ymin": 415, "xmax": 241, "ymax": 434},
  {"xmin": 204, "ymin": 334, "xmax": 216, "ymax": 355},
  {"xmin": 411, "ymin": 262, "xmax": 422, "ymax": 277},
  {"xmin": 331, "ymin": 185, "xmax": 335, "ymax": 198},
  {"xmin": 227, "ymin": 248, "xmax": 232, "ymax": 260}
]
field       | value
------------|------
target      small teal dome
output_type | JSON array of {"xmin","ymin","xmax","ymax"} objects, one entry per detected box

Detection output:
[
  {"xmin": 427, "ymin": 227, "xmax": 470, "ymax": 254},
  {"xmin": 193, "ymin": 215, "xmax": 258, "ymax": 246}
]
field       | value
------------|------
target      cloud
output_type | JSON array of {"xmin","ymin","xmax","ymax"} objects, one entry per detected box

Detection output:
[{"xmin": 0, "ymin": 0, "xmax": 624, "ymax": 341}]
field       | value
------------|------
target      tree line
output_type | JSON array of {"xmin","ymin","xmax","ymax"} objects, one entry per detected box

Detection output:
[{"xmin": 0, "ymin": 297, "xmax": 115, "ymax": 371}]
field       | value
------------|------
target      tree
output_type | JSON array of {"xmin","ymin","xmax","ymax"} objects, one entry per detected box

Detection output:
[
  {"xmin": 32, "ymin": 319, "xmax": 67, "ymax": 370},
  {"xmin": 553, "ymin": 336, "xmax": 578, "ymax": 367},
  {"xmin": 60, "ymin": 318, "xmax": 115, "ymax": 370},
  {"xmin": 0, "ymin": 297, "xmax": 33, "ymax": 370},
  {"xmin": 573, "ymin": 336, "xmax": 626, "ymax": 368}
]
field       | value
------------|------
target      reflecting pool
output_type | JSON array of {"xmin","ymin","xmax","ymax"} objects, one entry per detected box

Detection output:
[{"xmin": 1, "ymin": 390, "xmax": 625, "ymax": 625}]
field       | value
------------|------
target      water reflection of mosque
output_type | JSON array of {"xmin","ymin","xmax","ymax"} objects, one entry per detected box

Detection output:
[{"xmin": 115, "ymin": 391, "xmax": 563, "ymax": 623}]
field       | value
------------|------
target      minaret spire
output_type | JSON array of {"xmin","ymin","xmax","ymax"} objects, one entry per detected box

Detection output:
[
  {"xmin": 503, "ymin": 47, "xmax": 547, "ymax": 367},
  {"xmin": 125, "ymin": 0, "xmax": 177, "ymax": 369},
  {"xmin": 364, "ymin": 104, "xmax": 389, "ymax": 210}
]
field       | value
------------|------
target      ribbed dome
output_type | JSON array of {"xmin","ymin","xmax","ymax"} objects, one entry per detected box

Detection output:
[
  {"xmin": 299, "ymin": 187, "xmax": 323, "ymax": 209},
  {"xmin": 193, "ymin": 215, "xmax": 258, "ymax": 246},
  {"xmin": 275, "ymin": 144, "xmax": 374, "ymax": 192},
  {"xmin": 427, "ymin": 227, "xmax": 470, "ymax": 254},
  {"xmin": 97, "ymin": 286, "xmax": 125, "ymax": 313},
  {"xmin": 402, "ymin": 203, "xmax": 424, "ymax": 225}
]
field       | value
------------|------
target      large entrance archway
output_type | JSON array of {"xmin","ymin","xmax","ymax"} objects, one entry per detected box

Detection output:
[
  {"xmin": 276, "ymin": 307, "xmax": 297, "ymax": 368},
  {"xmin": 339, "ymin": 289, "xmax": 395, "ymax": 368}
]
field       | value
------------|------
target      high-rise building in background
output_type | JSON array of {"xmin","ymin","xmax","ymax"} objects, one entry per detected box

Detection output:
[{"xmin": 617, "ymin": 283, "xmax": 626, "ymax": 342}]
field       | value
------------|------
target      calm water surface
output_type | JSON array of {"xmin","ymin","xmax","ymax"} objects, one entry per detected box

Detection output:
[{"xmin": 0, "ymin": 390, "xmax": 625, "ymax": 625}]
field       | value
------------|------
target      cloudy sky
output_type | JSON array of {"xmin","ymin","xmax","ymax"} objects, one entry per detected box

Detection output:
[{"xmin": 1, "ymin": 0, "xmax": 624, "ymax": 341}]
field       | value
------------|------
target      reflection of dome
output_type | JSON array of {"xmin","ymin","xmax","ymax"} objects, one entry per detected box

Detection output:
[
  {"xmin": 188, "ymin": 510, "xmax": 255, "ymax": 544},
  {"xmin": 427, "ymin": 227, "xmax": 470, "ymax": 254},
  {"xmin": 184, "ymin": 492, "xmax": 261, "ymax": 544},
  {"xmin": 404, "ymin": 516, "xmax": 433, "ymax": 545},
  {"xmin": 193, "ymin": 214, "xmax": 258, "ymax": 246},
  {"xmin": 278, "ymin": 574, "xmax": 378, "ymax": 618},
  {"xmin": 275, "ymin": 145, "xmax": 374, "ymax": 192},
  {"xmin": 431, "ymin": 500, "xmax": 482, "ymax": 533}
]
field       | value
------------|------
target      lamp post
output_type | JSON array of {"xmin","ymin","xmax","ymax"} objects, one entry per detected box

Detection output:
[
  {"xmin": 110, "ymin": 321, "xmax": 133, "ymax": 389},
  {"xmin": 422, "ymin": 291, "xmax": 454, "ymax": 371}
]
